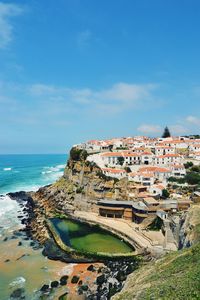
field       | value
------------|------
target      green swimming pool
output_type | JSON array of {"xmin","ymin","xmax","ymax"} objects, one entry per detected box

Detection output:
[{"xmin": 49, "ymin": 218, "xmax": 134, "ymax": 254}]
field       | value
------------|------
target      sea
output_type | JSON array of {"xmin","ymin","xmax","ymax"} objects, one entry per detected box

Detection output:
[
  {"xmin": 0, "ymin": 154, "xmax": 76, "ymax": 300},
  {"xmin": 0, "ymin": 154, "xmax": 68, "ymax": 195}
]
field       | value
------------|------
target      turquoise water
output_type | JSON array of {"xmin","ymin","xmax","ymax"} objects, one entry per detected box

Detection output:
[
  {"xmin": 0, "ymin": 154, "xmax": 70, "ymax": 300},
  {"xmin": 0, "ymin": 154, "xmax": 67, "ymax": 195}
]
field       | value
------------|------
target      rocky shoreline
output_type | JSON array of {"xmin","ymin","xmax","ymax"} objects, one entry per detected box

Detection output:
[{"xmin": 6, "ymin": 190, "xmax": 141, "ymax": 299}]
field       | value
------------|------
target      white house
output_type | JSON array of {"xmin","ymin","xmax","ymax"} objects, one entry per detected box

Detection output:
[
  {"xmin": 101, "ymin": 168, "xmax": 127, "ymax": 179},
  {"xmin": 153, "ymin": 154, "xmax": 183, "ymax": 166},
  {"xmin": 101, "ymin": 152, "xmax": 124, "ymax": 166},
  {"xmin": 140, "ymin": 152, "xmax": 154, "ymax": 165},
  {"xmin": 128, "ymin": 171, "xmax": 155, "ymax": 186},
  {"xmin": 101, "ymin": 151, "xmax": 142, "ymax": 167},
  {"xmin": 138, "ymin": 172, "xmax": 155, "ymax": 186},
  {"xmin": 149, "ymin": 184, "xmax": 165, "ymax": 196},
  {"xmin": 124, "ymin": 153, "xmax": 141, "ymax": 165},
  {"xmin": 155, "ymin": 146, "xmax": 175, "ymax": 156},
  {"xmin": 189, "ymin": 144, "xmax": 200, "ymax": 153},
  {"xmin": 139, "ymin": 166, "xmax": 172, "ymax": 182},
  {"xmin": 170, "ymin": 165, "xmax": 186, "ymax": 177}
]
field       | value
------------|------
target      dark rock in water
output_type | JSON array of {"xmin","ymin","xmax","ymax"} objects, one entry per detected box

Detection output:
[
  {"xmin": 116, "ymin": 270, "xmax": 127, "ymax": 282},
  {"xmin": 18, "ymin": 241, "xmax": 22, "ymax": 246},
  {"xmin": 42, "ymin": 239, "xmax": 94, "ymax": 263},
  {"xmin": 77, "ymin": 288, "xmax": 83, "ymax": 295},
  {"xmin": 29, "ymin": 240, "xmax": 42, "ymax": 250},
  {"xmin": 81, "ymin": 284, "xmax": 88, "ymax": 291},
  {"xmin": 30, "ymin": 241, "xmax": 35, "ymax": 247},
  {"xmin": 51, "ymin": 281, "xmax": 59, "ymax": 288},
  {"xmin": 71, "ymin": 275, "xmax": 80, "ymax": 284},
  {"xmin": 11, "ymin": 235, "xmax": 17, "ymax": 240},
  {"xmin": 60, "ymin": 275, "xmax": 68, "ymax": 286},
  {"xmin": 40, "ymin": 284, "xmax": 50, "ymax": 292},
  {"xmin": 32, "ymin": 243, "xmax": 42, "ymax": 250},
  {"xmin": 87, "ymin": 264, "xmax": 95, "ymax": 272},
  {"xmin": 8, "ymin": 191, "xmax": 35, "ymax": 207},
  {"xmin": 78, "ymin": 280, "xmax": 83, "ymax": 286},
  {"xmin": 58, "ymin": 292, "xmax": 68, "ymax": 300},
  {"xmin": 4, "ymin": 259, "xmax": 10, "ymax": 263},
  {"xmin": 126, "ymin": 264, "xmax": 133, "ymax": 274},
  {"xmin": 13, "ymin": 231, "xmax": 23, "ymax": 237},
  {"xmin": 96, "ymin": 274, "xmax": 106, "ymax": 285},
  {"xmin": 21, "ymin": 219, "xmax": 27, "ymax": 225},
  {"xmin": 10, "ymin": 288, "xmax": 25, "ymax": 299},
  {"xmin": 3, "ymin": 237, "xmax": 8, "ymax": 242}
]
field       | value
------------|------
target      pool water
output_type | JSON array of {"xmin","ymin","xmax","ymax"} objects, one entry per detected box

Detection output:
[{"xmin": 50, "ymin": 218, "xmax": 134, "ymax": 254}]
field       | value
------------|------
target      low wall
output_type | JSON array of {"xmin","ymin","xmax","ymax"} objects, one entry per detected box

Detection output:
[{"xmin": 46, "ymin": 217, "xmax": 139, "ymax": 260}]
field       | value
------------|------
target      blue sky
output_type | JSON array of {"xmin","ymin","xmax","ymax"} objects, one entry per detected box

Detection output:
[{"xmin": 1, "ymin": 0, "xmax": 200, "ymax": 153}]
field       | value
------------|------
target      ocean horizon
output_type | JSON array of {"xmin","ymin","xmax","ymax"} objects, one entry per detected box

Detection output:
[{"xmin": 0, "ymin": 154, "xmax": 68, "ymax": 195}]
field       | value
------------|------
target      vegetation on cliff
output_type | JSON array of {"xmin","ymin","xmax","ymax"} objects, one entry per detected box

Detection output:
[
  {"xmin": 114, "ymin": 204, "xmax": 200, "ymax": 300},
  {"xmin": 114, "ymin": 243, "xmax": 200, "ymax": 300}
]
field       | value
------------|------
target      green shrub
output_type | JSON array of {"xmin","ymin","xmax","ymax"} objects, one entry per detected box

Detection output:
[
  {"xmin": 191, "ymin": 166, "xmax": 200, "ymax": 173},
  {"xmin": 70, "ymin": 147, "xmax": 88, "ymax": 161},
  {"xmin": 185, "ymin": 172, "xmax": 200, "ymax": 185},
  {"xmin": 168, "ymin": 176, "xmax": 186, "ymax": 184},
  {"xmin": 125, "ymin": 167, "xmax": 131, "ymax": 173},
  {"xmin": 76, "ymin": 186, "xmax": 84, "ymax": 193},
  {"xmin": 184, "ymin": 161, "xmax": 194, "ymax": 169},
  {"xmin": 117, "ymin": 157, "xmax": 125, "ymax": 166},
  {"xmin": 162, "ymin": 189, "xmax": 170, "ymax": 199}
]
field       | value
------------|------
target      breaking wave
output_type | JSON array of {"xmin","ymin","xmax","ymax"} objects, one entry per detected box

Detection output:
[{"xmin": 3, "ymin": 167, "xmax": 12, "ymax": 171}]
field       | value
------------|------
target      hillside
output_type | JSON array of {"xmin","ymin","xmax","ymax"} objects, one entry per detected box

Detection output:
[
  {"xmin": 113, "ymin": 204, "xmax": 200, "ymax": 300},
  {"xmin": 30, "ymin": 148, "xmax": 200, "ymax": 299}
]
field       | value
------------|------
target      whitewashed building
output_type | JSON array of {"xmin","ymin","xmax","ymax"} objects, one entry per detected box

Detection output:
[
  {"xmin": 153, "ymin": 154, "xmax": 183, "ymax": 166},
  {"xmin": 170, "ymin": 165, "xmax": 186, "ymax": 177},
  {"xmin": 101, "ymin": 168, "xmax": 127, "ymax": 179}
]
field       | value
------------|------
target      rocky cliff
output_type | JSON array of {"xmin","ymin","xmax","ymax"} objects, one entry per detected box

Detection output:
[
  {"xmin": 29, "ymin": 148, "xmax": 136, "ymax": 244},
  {"xmin": 32, "ymin": 148, "xmax": 140, "ymax": 213},
  {"xmin": 113, "ymin": 203, "xmax": 200, "ymax": 300}
]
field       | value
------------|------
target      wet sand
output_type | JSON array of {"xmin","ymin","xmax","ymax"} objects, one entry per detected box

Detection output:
[{"xmin": 0, "ymin": 227, "xmax": 103, "ymax": 300}]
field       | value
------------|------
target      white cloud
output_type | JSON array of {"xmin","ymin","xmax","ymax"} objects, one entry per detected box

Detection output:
[
  {"xmin": 28, "ymin": 82, "xmax": 158, "ymax": 114},
  {"xmin": 137, "ymin": 124, "xmax": 162, "ymax": 134},
  {"xmin": 186, "ymin": 115, "xmax": 200, "ymax": 126},
  {"xmin": 0, "ymin": 2, "xmax": 23, "ymax": 48},
  {"xmin": 97, "ymin": 83, "xmax": 156, "ymax": 102}
]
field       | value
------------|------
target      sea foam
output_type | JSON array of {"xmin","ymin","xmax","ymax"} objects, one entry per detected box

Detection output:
[
  {"xmin": 0, "ymin": 195, "xmax": 23, "ymax": 233},
  {"xmin": 3, "ymin": 167, "xmax": 12, "ymax": 171},
  {"xmin": 9, "ymin": 276, "xmax": 26, "ymax": 287}
]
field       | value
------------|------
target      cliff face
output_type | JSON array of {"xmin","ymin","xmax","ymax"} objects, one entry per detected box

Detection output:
[
  {"xmin": 179, "ymin": 204, "xmax": 200, "ymax": 248},
  {"xmin": 30, "ymin": 150, "xmax": 136, "ymax": 243},
  {"xmin": 33, "ymin": 150, "xmax": 138, "ymax": 216},
  {"xmin": 113, "ymin": 203, "xmax": 200, "ymax": 300}
]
